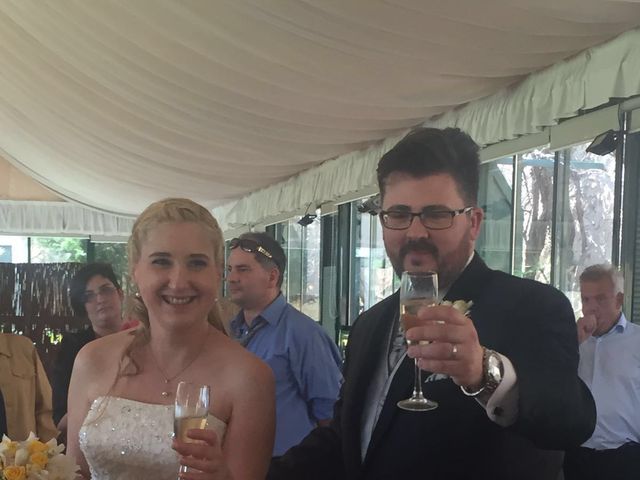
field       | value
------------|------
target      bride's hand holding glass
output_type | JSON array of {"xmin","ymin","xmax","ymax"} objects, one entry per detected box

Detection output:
[
  {"xmin": 172, "ymin": 381, "xmax": 230, "ymax": 479},
  {"xmin": 172, "ymin": 429, "xmax": 230, "ymax": 480}
]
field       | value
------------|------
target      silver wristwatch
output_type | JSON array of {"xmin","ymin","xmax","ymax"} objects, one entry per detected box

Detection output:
[{"xmin": 460, "ymin": 347, "xmax": 503, "ymax": 400}]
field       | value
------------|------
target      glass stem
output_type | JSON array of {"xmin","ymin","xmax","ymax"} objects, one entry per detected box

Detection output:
[{"xmin": 413, "ymin": 359, "xmax": 424, "ymax": 398}]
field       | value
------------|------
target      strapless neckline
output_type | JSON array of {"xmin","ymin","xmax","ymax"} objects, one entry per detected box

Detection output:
[{"xmin": 88, "ymin": 395, "xmax": 227, "ymax": 430}]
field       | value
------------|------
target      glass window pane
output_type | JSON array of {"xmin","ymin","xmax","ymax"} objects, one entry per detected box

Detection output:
[
  {"xmin": 301, "ymin": 211, "xmax": 321, "ymax": 320},
  {"xmin": 319, "ymin": 211, "xmax": 339, "ymax": 336},
  {"xmin": 30, "ymin": 237, "xmax": 88, "ymax": 263},
  {"xmin": 352, "ymin": 206, "xmax": 372, "ymax": 318},
  {"xmin": 477, "ymin": 157, "xmax": 513, "ymax": 272},
  {"xmin": 282, "ymin": 221, "xmax": 303, "ymax": 311},
  {"xmin": 370, "ymin": 216, "xmax": 397, "ymax": 305},
  {"xmin": 272, "ymin": 223, "xmax": 288, "ymax": 299},
  {"xmin": 514, "ymin": 148, "xmax": 555, "ymax": 282},
  {"xmin": 0, "ymin": 236, "xmax": 29, "ymax": 262},
  {"xmin": 223, "ymin": 238, "xmax": 233, "ymax": 297},
  {"xmin": 93, "ymin": 242, "xmax": 130, "ymax": 291},
  {"xmin": 556, "ymin": 144, "xmax": 616, "ymax": 312},
  {"xmin": 352, "ymin": 201, "xmax": 397, "ymax": 320}
]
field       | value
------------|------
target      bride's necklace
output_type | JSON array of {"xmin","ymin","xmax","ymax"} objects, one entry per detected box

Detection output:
[{"xmin": 148, "ymin": 329, "xmax": 210, "ymax": 397}]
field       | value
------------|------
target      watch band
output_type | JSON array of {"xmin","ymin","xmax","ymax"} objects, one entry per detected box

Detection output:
[{"xmin": 460, "ymin": 347, "xmax": 503, "ymax": 398}]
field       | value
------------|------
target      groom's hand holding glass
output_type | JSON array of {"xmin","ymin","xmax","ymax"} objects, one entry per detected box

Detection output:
[{"xmin": 404, "ymin": 304, "xmax": 484, "ymax": 390}]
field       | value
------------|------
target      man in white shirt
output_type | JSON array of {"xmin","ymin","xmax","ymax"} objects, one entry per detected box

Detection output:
[{"xmin": 564, "ymin": 264, "xmax": 640, "ymax": 480}]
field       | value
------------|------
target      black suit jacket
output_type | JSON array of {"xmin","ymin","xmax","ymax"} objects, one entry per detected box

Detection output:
[
  {"xmin": 51, "ymin": 327, "xmax": 96, "ymax": 424},
  {"xmin": 269, "ymin": 255, "xmax": 596, "ymax": 480}
]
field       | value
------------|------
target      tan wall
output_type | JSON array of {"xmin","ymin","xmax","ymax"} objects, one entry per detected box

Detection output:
[{"xmin": 0, "ymin": 155, "xmax": 61, "ymax": 201}]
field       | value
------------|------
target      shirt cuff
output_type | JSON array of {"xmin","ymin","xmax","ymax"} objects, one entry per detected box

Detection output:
[{"xmin": 476, "ymin": 353, "xmax": 519, "ymax": 427}]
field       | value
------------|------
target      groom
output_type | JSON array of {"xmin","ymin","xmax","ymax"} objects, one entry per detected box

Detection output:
[{"xmin": 268, "ymin": 127, "xmax": 596, "ymax": 479}]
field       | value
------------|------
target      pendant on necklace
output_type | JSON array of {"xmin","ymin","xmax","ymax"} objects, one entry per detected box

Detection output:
[{"xmin": 161, "ymin": 378, "xmax": 171, "ymax": 397}]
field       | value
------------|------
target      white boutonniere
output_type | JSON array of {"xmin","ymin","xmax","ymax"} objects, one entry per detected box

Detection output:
[{"xmin": 441, "ymin": 299, "xmax": 473, "ymax": 316}]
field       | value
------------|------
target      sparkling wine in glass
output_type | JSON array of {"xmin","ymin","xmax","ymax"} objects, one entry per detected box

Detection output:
[
  {"xmin": 174, "ymin": 381, "xmax": 210, "ymax": 475},
  {"xmin": 397, "ymin": 271, "xmax": 439, "ymax": 412}
]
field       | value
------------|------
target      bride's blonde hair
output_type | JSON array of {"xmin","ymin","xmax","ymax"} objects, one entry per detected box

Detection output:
[{"xmin": 120, "ymin": 198, "xmax": 226, "ymax": 377}]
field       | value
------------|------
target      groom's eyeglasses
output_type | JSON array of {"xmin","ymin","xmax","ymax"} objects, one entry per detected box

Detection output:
[
  {"xmin": 380, "ymin": 206, "xmax": 473, "ymax": 231},
  {"xmin": 229, "ymin": 238, "xmax": 273, "ymax": 260}
]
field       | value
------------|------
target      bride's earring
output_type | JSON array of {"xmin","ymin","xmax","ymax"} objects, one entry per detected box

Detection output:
[{"xmin": 134, "ymin": 290, "xmax": 143, "ymax": 303}]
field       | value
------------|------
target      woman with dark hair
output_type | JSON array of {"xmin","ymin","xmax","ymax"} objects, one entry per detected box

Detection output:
[
  {"xmin": 66, "ymin": 198, "xmax": 275, "ymax": 480},
  {"xmin": 51, "ymin": 263, "xmax": 125, "ymax": 437}
]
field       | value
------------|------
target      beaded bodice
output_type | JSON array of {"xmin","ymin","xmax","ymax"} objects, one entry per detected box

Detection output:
[{"xmin": 79, "ymin": 396, "xmax": 226, "ymax": 480}]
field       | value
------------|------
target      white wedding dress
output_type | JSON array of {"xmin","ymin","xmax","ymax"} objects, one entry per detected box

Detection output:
[{"xmin": 79, "ymin": 396, "xmax": 227, "ymax": 480}]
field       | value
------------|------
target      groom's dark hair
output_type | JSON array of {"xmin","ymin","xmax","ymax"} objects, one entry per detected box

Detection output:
[{"xmin": 376, "ymin": 127, "xmax": 480, "ymax": 205}]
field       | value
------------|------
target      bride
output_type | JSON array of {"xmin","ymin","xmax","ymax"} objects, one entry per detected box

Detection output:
[{"xmin": 67, "ymin": 198, "xmax": 275, "ymax": 479}]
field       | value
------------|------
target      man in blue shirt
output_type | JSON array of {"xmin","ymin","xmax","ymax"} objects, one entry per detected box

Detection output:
[
  {"xmin": 227, "ymin": 232, "xmax": 343, "ymax": 456},
  {"xmin": 564, "ymin": 264, "xmax": 640, "ymax": 480}
]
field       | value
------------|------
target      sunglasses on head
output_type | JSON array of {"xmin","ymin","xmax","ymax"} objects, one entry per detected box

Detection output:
[{"xmin": 229, "ymin": 237, "xmax": 273, "ymax": 260}]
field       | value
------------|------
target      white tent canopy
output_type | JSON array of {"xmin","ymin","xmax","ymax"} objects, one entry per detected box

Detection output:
[
  {"xmin": 1, "ymin": 1, "xmax": 640, "ymax": 233},
  {"xmin": 216, "ymin": 28, "xmax": 640, "ymax": 231}
]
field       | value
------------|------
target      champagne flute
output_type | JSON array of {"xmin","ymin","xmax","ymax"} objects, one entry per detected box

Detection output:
[
  {"xmin": 397, "ymin": 271, "xmax": 439, "ymax": 412},
  {"xmin": 174, "ymin": 381, "xmax": 210, "ymax": 476}
]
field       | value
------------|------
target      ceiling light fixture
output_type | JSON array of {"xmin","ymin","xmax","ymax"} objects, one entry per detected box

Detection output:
[{"xmin": 586, "ymin": 130, "xmax": 618, "ymax": 156}]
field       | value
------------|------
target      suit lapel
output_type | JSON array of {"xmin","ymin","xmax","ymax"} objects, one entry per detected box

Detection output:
[
  {"xmin": 342, "ymin": 292, "xmax": 400, "ymax": 477},
  {"xmin": 443, "ymin": 253, "xmax": 492, "ymax": 303}
]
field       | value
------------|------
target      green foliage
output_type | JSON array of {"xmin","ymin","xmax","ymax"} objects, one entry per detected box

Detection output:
[
  {"xmin": 31, "ymin": 237, "xmax": 88, "ymax": 263},
  {"xmin": 28, "ymin": 238, "xmax": 131, "ymax": 292},
  {"xmin": 94, "ymin": 243, "xmax": 131, "ymax": 292}
]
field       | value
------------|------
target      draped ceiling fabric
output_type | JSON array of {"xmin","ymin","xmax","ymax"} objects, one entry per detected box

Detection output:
[
  {"xmin": 1, "ymin": 1, "xmax": 640, "ymax": 233},
  {"xmin": 0, "ymin": 200, "xmax": 134, "ymax": 237},
  {"xmin": 217, "ymin": 27, "xmax": 640, "ymax": 231}
]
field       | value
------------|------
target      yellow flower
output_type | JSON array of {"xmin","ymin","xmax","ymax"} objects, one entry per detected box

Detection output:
[
  {"xmin": 27, "ymin": 440, "xmax": 48, "ymax": 455},
  {"xmin": 30, "ymin": 451, "xmax": 48, "ymax": 469},
  {"xmin": 3, "ymin": 465, "xmax": 26, "ymax": 480}
]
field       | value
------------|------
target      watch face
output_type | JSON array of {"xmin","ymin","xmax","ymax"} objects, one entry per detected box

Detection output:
[
  {"xmin": 460, "ymin": 349, "xmax": 503, "ymax": 397},
  {"xmin": 486, "ymin": 352, "xmax": 503, "ymax": 384}
]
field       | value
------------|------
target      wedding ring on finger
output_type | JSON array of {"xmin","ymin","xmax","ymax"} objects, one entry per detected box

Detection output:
[{"xmin": 451, "ymin": 344, "xmax": 459, "ymax": 359}]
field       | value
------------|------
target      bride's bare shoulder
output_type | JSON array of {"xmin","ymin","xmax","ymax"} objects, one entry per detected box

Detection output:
[
  {"xmin": 211, "ymin": 332, "xmax": 274, "ymax": 387},
  {"xmin": 75, "ymin": 330, "xmax": 137, "ymax": 372}
]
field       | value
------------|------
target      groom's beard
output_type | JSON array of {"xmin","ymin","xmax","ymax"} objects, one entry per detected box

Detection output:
[{"xmin": 391, "ymin": 229, "xmax": 473, "ymax": 291}]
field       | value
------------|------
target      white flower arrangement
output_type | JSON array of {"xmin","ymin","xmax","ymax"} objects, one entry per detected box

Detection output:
[
  {"xmin": 441, "ymin": 299, "xmax": 473, "ymax": 316},
  {"xmin": 0, "ymin": 432, "xmax": 79, "ymax": 480}
]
